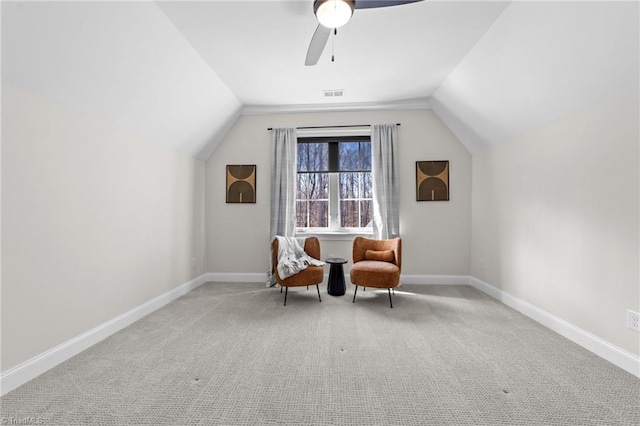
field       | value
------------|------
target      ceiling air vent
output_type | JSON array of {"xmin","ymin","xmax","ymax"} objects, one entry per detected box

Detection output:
[{"xmin": 323, "ymin": 89, "xmax": 344, "ymax": 97}]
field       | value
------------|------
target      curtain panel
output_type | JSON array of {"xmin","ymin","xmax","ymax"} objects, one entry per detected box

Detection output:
[
  {"xmin": 371, "ymin": 124, "xmax": 400, "ymax": 239},
  {"xmin": 268, "ymin": 128, "xmax": 297, "ymax": 286}
]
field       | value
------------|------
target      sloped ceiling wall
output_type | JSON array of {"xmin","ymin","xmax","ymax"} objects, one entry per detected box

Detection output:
[
  {"xmin": 431, "ymin": 1, "xmax": 639, "ymax": 153},
  {"xmin": 2, "ymin": 1, "xmax": 242, "ymax": 160}
]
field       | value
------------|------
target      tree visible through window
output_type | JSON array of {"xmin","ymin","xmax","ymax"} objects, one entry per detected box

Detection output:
[{"xmin": 297, "ymin": 136, "xmax": 372, "ymax": 231}]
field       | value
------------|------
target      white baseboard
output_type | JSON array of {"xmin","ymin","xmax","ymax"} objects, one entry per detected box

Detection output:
[
  {"xmin": 469, "ymin": 276, "xmax": 640, "ymax": 378},
  {"xmin": 0, "ymin": 274, "xmax": 210, "ymax": 396},
  {"xmin": 205, "ymin": 272, "xmax": 267, "ymax": 283},
  {"xmin": 323, "ymin": 274, "xmax": 470, "ymax": 286},
  {"xmin": 204, "ymin": 273, "xmax": 470, "ymax": 287},
  {"xmin": 400, "ymin": 274, "xmax": 470, "ymax": 285}
]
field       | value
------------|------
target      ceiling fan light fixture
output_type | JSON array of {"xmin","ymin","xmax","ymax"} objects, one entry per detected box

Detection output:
[{"xmin": 314, "ymin": 0, "xmax": 354, "ymax": 29}]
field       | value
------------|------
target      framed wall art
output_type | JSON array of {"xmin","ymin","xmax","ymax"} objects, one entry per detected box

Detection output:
[
  {"xmin": 416, "ymin": 161, "xmax": 449, "ymax": 201},
  {"xmin": 226, "ymin": 164, "xmax": 256, "ymax": 203}
]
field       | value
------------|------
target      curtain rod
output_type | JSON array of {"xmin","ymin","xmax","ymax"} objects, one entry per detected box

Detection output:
[{"xmin": 267, "ymin": 123, "xmax": 401, "ymax": 130}]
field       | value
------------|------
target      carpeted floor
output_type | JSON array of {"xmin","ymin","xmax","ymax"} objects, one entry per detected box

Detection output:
[{"xmin": 1, "ymin": 283, "xmax": 639, "ymax": 425}]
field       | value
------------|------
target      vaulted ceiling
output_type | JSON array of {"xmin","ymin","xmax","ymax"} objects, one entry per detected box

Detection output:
[{"xmin": 2, "ymin": 1, "xmax": 638, "ymax": 159}]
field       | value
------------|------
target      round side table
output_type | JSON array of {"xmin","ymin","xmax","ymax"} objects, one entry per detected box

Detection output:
[{"xmin": 326, "ymin": 257, "xmax": 348, "ymax": 296}]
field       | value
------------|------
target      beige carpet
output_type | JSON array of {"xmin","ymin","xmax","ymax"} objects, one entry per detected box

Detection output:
[{"xmin": 1, "ymin": 283, "xmax": 639, "ymax": 425}]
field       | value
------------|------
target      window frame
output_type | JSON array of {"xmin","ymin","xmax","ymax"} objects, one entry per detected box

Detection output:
[{"xmin": 296, "ymin": 135, "xmax": 373, "ymax": 236}]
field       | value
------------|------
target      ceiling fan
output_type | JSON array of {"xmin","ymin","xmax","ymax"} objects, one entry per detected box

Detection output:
[{"xmin": 305, "ymin": 0, "xmax": 424, "ymax": 66}]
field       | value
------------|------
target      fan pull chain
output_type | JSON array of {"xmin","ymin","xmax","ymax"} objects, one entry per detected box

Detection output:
[{"xmin": 331, "ymin": 28, "xmax": 337, "ymax": 62}]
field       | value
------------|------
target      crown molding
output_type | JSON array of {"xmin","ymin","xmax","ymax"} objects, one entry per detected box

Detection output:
[{"xmin": 241, "ymin": 98, "xmax": 431, "ymax": 115}]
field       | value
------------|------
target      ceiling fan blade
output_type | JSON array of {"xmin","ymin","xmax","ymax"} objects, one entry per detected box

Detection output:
[
  {"xmin": 305, "ymin": 24, "xmax": 332, "ymax": 66},
  {"xmin": 354, "ymin": 0, "xmax": 423, "ymax": 9}
]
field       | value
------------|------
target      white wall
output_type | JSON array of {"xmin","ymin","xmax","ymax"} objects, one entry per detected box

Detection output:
[
  {"xmin": 1, "ymin": 86, "xmax": 206, "ymax": 371},
  {"xmin": 431, "ymin": 1, "xmax": 639, "ymax": 154},
  {"xmin": 470, "ymin": 94, "xmax": 640, "ymax": 356},
  {"xmin": 205, "ymin": 109, "xmax": 471, "ymax": 277}
]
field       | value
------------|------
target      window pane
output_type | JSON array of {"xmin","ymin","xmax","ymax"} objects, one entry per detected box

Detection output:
[
  {"xmin": 339, "ymin": 172, "xmax": 359, "ymax": 199},
  {"xmin": 297, "ymin": 143, "xmax": 308, "ymax": 172},
  {"xmin": 362, "ymin": 172, "xmax": 372, "ymax": 198},
  {"xmin": 338, "ymin": 142, "xmax": 356, "ymax": 170},
  {"xmin": 297, "ymin": 173, "xmax": 329, "ymax": 199},
  {"xmin": 362, "ymin": 144, "xmax": 371, "ymax": 170},
  {"xmin": 340, "ymin": 200, "xmax": 358, "ymax": 227},
  {"xmin": 314, "ymin": 173, "xmax": 329, "ymax": 199},
  {"xmin": 360, "ymin": 200, "xmax": 372, "ymax": 228},
  {"xmin": 309, "ymin": 201, "xmax": 328, "ymax": 227},
  {"xmin": 296, "ymin": 201, "xmax": 308, "ymax": 227},
  {"xmin": 339, "ymin": 141, "xmax": 370, "ymax": 171},
  {"xmin": 296, "ymin": 174, "xmax": 306, "ymax": 199},
  {"xmin": 311, "ymin": 143, "xmax": 329, "ymax": 171},
  {"xmin": 338, "ymin": 171, "xmax": 372, "ymax": 228},
  {"xmin": 298, "ymin": 142, "xmax": 329, "ymax": 172}
]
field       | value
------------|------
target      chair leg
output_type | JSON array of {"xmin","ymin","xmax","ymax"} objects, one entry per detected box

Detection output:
[
  {"xmin": 316, "ymin": 284, "xmax": 322, "ymax": 302},
  {"xmin": 307, "ymin": 285, "xmax": 309, "ymax": 290},
  {"xmin": 280, "ymin": 286, "xmax": 283, "ymax": 293},
  {"xmin": 388, "ymin": 288, "xmax": 393, "ymax": 308},
  {"xmin": 363, "ymin": 286, "xmax": 366, "ymax": 291},
  {"xmin": 392, "ymin": 288, "xmax": 395, "ymax": 295},
  {"xmin": 284, "ymin": 287, "xmax": 288, "ymax": 306},
  {"xmin": 352, "ymin": 285, "xmax": 358, "ymax": 303}
]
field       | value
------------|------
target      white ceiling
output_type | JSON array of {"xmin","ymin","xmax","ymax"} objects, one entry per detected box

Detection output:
[
  {"xmin": 156, "ymin": 0, "xmax": 509, "ymax": 106},
  {"xmin": 2, "ymin": 1, "xmax": 638, "ymax": 159}
]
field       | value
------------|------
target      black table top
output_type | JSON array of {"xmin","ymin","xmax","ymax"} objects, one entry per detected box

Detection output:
[{"xmin": 325, "ymin": 257, "xmax": 348, "ymax": 264}]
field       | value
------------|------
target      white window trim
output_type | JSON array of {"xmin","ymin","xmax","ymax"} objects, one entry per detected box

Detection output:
[
  {"xmin": 296, "ymin": 126, "xmax": 371, "ymax": 138},
  {"xmin": 328, "ymin": 173, "xmax": 339, "ymax": 229}
]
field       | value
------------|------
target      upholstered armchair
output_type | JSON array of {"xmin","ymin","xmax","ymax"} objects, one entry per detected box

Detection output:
[
  {"xmin": 271, "ymin": 236, "xmax": 324, "ymax": 306},
  {"xmin": 350, "ymin": 236, "xmax": 402, "ymax": 308}
]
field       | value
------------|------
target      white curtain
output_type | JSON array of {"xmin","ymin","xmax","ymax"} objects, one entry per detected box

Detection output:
[
  {"xmin": 268, "ymin": 128, "xmax": 297, "ymax": 286},
  {"xmin": 371, "ymin": 124, "xmax": 400, "ymax": 239}
]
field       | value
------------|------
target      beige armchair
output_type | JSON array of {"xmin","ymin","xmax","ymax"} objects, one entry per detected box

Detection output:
[
  {"xmin": 350, "ymin": 236, "xmax": 402, "ymax": 308},
  {"xmin": 271, "ymin": 236, "xmax": 324, "ymax": 306}
]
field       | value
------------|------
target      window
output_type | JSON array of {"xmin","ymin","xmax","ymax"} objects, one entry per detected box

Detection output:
[{"xmin": 296, "ymin": 136, "xmax": 372, "ymax": 232}]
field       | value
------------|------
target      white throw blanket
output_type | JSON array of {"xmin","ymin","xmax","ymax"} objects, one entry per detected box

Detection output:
[{"xmin": 274, "ymin": 236, "xmax": 325, "ymax": 280}]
